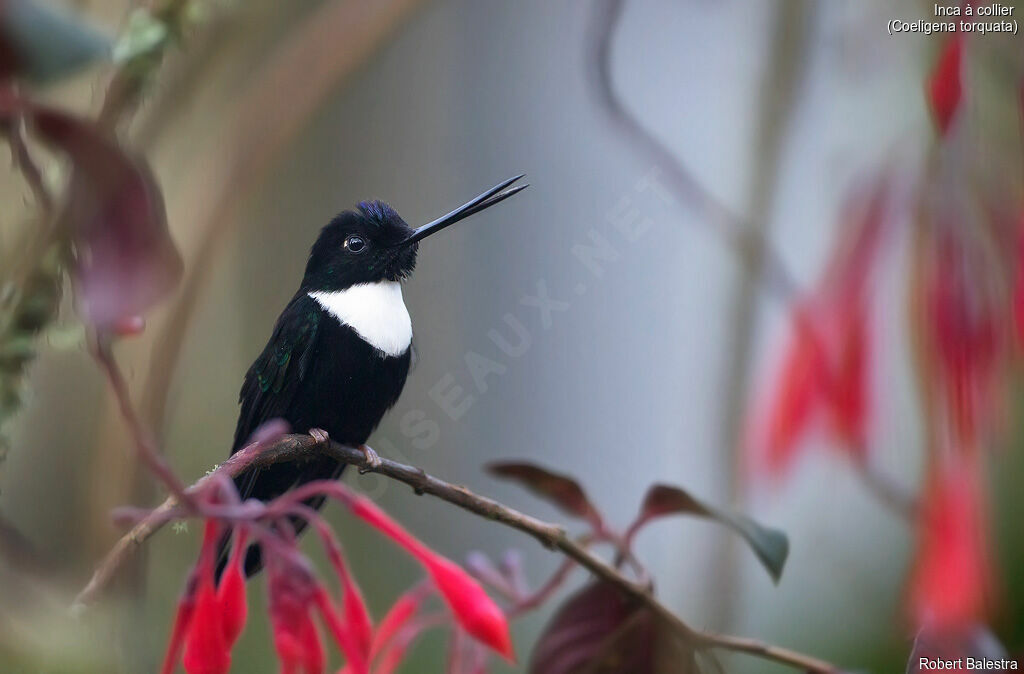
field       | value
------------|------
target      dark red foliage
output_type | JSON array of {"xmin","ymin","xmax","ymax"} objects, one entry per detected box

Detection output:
[
  {"xmin": 747, "ymin": 178, "xmax": 887, "ymax": 479},
  {"xmin": 487, "ymin": 462, "xmax": 601, "ymax": 525},
  {"xmin": 0, "ymin": 94, "xmax": 182, "ymax": 329},
  {"xmin": 529, "ymin": 581, "xmax": 697, "ymax": 674}
]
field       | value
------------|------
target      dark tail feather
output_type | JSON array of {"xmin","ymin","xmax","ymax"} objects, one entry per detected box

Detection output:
[{"xmin": 214, "ymin": 456, "xmax": 346, "ymax": 580}]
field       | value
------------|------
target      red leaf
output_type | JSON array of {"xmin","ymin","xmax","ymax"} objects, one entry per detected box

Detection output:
[
  {"xmin": 928, "ymin": 36, "xmax": 964, "ymax": 136},
  {"xmin": 486, "ymin": 463, "xmax": 600, "ymax": 524}
]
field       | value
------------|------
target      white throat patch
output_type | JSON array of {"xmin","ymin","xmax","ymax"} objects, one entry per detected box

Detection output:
[{"xmin": 309, "ymin": 282, "xmax": 412, "ymax": 357}]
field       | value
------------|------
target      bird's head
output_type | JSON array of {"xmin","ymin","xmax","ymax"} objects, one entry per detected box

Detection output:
[{"xmin": 302, "ymin": 175, "xmax": 526, "ymax": 292}]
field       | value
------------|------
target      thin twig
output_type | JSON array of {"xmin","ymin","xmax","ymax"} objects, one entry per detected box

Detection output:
[
  {"xmin": 2, "ymin": 115, "xmax": 53, "ymax": 212},
  {"xmin": 91, "ymin": 338, "xmax": 193, "ymax": 506},
  {"xmin": 75, "ymin": 433, "xmax": 842, "ymax": 673}
]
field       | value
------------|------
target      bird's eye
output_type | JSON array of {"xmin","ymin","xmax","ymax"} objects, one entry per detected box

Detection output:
[{"xmin": 344, "ymin": 235, "xmax": 367, "ymax": 254}]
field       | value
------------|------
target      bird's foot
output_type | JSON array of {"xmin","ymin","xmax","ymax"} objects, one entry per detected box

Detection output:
[
  {"xmin": 309, "ymin": 427, "xmax": 330, "ymax": 448},
  {"xmin": 357, "ymin": 444, "xmax": 382, "ymax": 473}
]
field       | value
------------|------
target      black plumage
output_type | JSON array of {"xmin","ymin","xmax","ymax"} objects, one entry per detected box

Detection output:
[{"xmin": 220, "ymin": 176, "xmax": 526, "ymax": 576}]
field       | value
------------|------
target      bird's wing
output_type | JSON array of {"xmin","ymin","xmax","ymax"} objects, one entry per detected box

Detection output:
[{"xmin": 231, "ymin": 292, "xmax": 321, "ymax": 453}]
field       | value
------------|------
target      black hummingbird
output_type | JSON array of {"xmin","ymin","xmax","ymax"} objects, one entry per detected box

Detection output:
[{"xmin": 221, "ymin": 175, "xmax": 527, "ymax": 575}]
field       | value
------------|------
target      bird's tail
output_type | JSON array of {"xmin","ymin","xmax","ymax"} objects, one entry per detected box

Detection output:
[{"xmin": 215, "ymin": 455, "xmax": 346, "ymax": 579}]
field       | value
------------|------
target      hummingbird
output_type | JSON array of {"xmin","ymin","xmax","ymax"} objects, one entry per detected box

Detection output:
[{"xmin": 221, "ymin": 175, "xmax": 527, "ymax": 575}]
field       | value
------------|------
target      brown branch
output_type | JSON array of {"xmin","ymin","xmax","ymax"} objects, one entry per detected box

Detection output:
[{"xmin": 74, "ymin": 433, "xmax": 842, "ymax": 673}]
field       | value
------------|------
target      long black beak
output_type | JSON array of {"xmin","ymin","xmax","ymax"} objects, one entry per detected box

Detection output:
[{"xmin": 405, "ymin": 174, "xmax": 527, "ymax": 244}]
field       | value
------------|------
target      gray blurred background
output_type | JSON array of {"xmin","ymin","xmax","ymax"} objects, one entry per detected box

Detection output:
[{"xmin": 2, "ymin": 1, "xmax": 1021, "ymax": 672}]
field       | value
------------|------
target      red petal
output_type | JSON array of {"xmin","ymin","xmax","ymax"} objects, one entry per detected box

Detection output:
[
  {"xmin": 182, "ymin": 583, "xmax": 231, "ymax": 674},
  {"xmin": 319, "ymin": 526, "xmax": 373, "ymax": 660},
  {"xmin": 312, "ymin": 588, "xmax": 367, "ymax": 674},
  {"xmin": 748, "ymin": 307, "xmax": 826, "ymax": 478},
  {"xmin": 216, "ymin": 529, "xmax": 249, "ymax": 646},
  {"xmin": 298, "ymin": 616, "xmax": 325, "ymax": 674},
  {"xmin": 908, "ymin": 457, "xmax": 992, "ymax": 632},
  {"xmin": 371, "ymin": 586, "xmax": 427, "ymax": 658},
  {"xmin": 424, "ymin": 556, "xmax": 514, "ymax": 661},
  {"xmin": 349, "ymin": 497, "xmax": 513, "ymax": 660},
  {"xmin": 825, "ymin": 299, "xmax": 870, "ymax": 454},
  {"xmin": 371, "ymin": 619, "xmax": 433, "ymax": 674},
  {"xmin": 928, "ymin": 36, "xmax": 964, "ymax": 136},
  {"xmin": 160, "ymin": 579, "xmax": 198, "ymax": 674}
]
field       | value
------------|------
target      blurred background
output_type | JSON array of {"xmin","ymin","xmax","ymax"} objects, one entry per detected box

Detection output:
[{"xmin": 1, "ymin": 0, "xmax": 1023, "ymax": 672}]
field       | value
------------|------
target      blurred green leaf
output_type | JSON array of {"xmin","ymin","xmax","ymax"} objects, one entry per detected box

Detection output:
[
  {"xmin": 112, "ymin": 8, "xmax": 169, "ymax": 65},
  {"xmin": 44, "ymin": 323, "xmax": 85, "ymax": 350},
  {"xmin": 635, "ymin": 484, "xmax": 789, "ymax": 583},
  {"xmin": 1, "ymin": 0, "xmax": 111, "ymax": 83}
]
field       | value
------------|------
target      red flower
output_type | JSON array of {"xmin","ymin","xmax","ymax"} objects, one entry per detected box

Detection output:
[
  {"xmin": 216, "ymin": 529, "xmax": 249, "ymax": 646},
  {"xmin": 182, "ymin": 580, "xmax": 230, "ymax": 674},
  {"xmin": 923, "ymin": 231, "xmax": 1001, "ymax": 453},
  {"xmin": 350, "ymin": 496, "xmax": 514, "ymax": 660},
  {"xmin": 268, "ymin": 563, "xmax": 326, "ymax": 674},
  {"xmin": 336, "ymin": 585, "xmax": 431, "ymax": 674},
  {"xmin": 908, "ymin": 456, "xmax": 992, "ymax": 633},
  {"xmin": 160, "ymin": 521, "xmax": 249, "ymax": 674},
  {"xmin": 160, "ymin": 576, "xmax": 198, "ymax": 674},
  {"xmin": 747, "ymin": 179, "xmax": 885, "ymax": 479},
  {"xmin": 928, "ymin": 35, "xmax": 964, "ymax": 136}
]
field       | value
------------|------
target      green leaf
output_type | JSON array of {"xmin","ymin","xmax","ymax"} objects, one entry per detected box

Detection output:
[
  {"xmin": 635, "ymin": 484, "xmax": 789, "ymax": 583},
  {"xmin": 111, "ymin": 9, "xmax": 169, "ymax": 65},
  {"xmin": 1, "ymin": 0, "xmax": 111, "ymax": 83}
]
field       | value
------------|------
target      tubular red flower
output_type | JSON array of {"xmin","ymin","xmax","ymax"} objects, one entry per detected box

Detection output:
[
  {"xmin": 823, "ymin": 297, "xmax": 870, "ymax": 452},
  {"xmin": 908, "ymin": 456, "xmax": 992, "ymax": 633},
  {"xmin": 349, "ymin": 496, "xmax": 514, "ymax": 660},
  {"xmin": 746, "ymin": 179, "xmax": 885, "ymax": 480},
  {"xmin": 751, "ymin": 306, "xmax": 826, "ymax": 477},
  {"xmin": 269, "ymin": 566, "xmax": 327, "ymax": 674},
  {"xmin": 371, "ymin": 586, "xmax": 428, "ymax": 659},
  {"xmin": 182, "ymin": 581, "xmax": 231, "ymax": 674},
  {"xmin": 928, "ymin": 35, "xmax": 964, "ymax": 136},
  {"xmin": 924, "ymin": 233, "xmax": 1000, "ymax": 452},
  {"xmin": 312, "ymin": 586, "xmax": 366, "ymax": 674},
  {"xmin": 182, "ymin": 521, "xmax": 231, "ymax": 674},
  {"xmin": 315, "ymin": 521, "xmax": 373, "ymax": 661},
  {"xmin": 216, "ymin": 528, "xmax": 249, "ymax": 646},
  {"xmin": 160, "ymin": 577, "xmax": 198, "ymax": 674}
]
